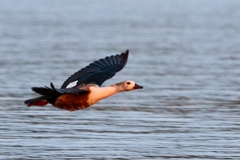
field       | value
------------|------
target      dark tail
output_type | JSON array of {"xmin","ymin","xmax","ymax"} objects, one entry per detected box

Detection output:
[
  {"xmin": 32, "ymin": 86, "xmax": 57, "ymax": 96},
  {"xmin": 25, "ymin": 83, "xmax": 60, "ymax": 107},
  {"xmin": 25, "ymin": 96, "xmax": 48, "ymax": 107}
]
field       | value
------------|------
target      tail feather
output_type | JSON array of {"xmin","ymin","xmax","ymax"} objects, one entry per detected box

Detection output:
[
  {"xmin": 31, "ymin": 82, "xmax": 59, "ymax": 96},
  {"xmin": 25, "ymin": 96, "xmax": 48, "ymax": 107},
  {"xmin": 25, "ymin": 83, "xmax": 60, "ymax": 107},
  {"xmin": 32, "ymin": 87, "xmax": 55, "ymax": 96}
]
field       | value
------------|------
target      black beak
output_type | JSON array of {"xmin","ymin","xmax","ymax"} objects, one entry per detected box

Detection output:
[{"xmin": 133, "ymin": 83, "xmax": 143, "ymax": 89}]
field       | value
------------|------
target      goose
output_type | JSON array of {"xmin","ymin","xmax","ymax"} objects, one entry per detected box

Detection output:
[{"xmin": 24, "ymin": 50, "xmax": 143, "ymax": 111}]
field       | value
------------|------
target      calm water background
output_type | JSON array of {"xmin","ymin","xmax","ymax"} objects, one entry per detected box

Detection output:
[{"xmin": 1, "ymin": 0, "xmax": 240, "ymax": 159}]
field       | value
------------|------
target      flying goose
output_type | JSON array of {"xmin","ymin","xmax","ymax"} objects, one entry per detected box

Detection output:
[{"xmin": 24, "ymin": 50, "xmax": 143, "ymax": 111}]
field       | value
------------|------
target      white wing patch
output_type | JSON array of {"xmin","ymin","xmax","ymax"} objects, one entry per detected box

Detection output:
[{"xmin": 66, "ymin": 80, "xmax": 78, "ymax": 88}]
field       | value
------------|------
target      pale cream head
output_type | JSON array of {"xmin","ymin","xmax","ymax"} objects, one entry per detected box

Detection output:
[{"xmin": 116, "ymin": 80, "xmax": 143, "ymax": 92}]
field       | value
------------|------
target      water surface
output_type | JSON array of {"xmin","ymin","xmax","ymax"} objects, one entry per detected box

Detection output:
[{"xmin": 1, "ymin": 0, "xmax": 240, "ymax": 159}]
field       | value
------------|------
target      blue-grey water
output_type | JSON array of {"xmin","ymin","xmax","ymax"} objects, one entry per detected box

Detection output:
[{"xmin": 1, "ymin": 0, "xmax": 240, "ymax": 159}]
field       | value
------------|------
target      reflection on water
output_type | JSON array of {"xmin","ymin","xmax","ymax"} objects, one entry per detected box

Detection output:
[{"xmin": 1, "ymin": 0, "xmax": 240, "ymax": 159}]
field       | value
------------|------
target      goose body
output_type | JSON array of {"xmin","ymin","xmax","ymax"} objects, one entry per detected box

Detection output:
[{"xmin": 25, "ymin": 50, "xmax": 143, "ymax": 111}]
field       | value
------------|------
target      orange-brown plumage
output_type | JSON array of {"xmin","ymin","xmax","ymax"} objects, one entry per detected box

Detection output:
[
  {"xmin": 54, "ymin": 94, "xmax": 90, "ymax": 111},
  {"xmin": 24, "ymin": 50, "xmax": 143, "ymax": 111},
  {"xmin": 27, "ymin": 100, "xmax": 48, "ymax": 107}
]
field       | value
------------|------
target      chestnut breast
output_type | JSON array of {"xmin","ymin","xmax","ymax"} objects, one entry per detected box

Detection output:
[{"xmin": 54, "ymin": 93, "xmax": 91, "ymax": 111}]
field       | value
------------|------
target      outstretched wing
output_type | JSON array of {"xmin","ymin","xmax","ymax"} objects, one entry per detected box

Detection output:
[
  {"xmin": 61, "ymin": 50, "xmax": 129, "ymax": 89},
  {"xmin": 32, "ymin": 82, "xmax": 89, "ymax": 96},
  {"xmin": 49, "ymin": 83, "xmax": 89, "ymax": 94}
]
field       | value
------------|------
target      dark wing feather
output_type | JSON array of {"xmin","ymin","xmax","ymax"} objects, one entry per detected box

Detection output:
[
  {"xmin": 61, "ymin": 50, "xmax": 129, "ymax": 88},
  {"xmin": 50, "ymin": 83, "xmax": 89, "ymax": 94},
  {"xmin": 32, "ymin": 82, "xmax": 89, "ymax": 96}
]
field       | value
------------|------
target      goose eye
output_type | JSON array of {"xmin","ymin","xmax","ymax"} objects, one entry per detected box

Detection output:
[{"xmin": 127, "ymin": 82, "xmax": 131, "ymax": 85}]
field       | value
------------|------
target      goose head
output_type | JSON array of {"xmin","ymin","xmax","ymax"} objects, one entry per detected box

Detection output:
[{"xmin": 117, "ymin": 80, "xmax": 143, "ymax": 92}]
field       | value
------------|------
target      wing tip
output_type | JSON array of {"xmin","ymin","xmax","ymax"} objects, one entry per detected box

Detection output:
[
  {"xmin": 122, "ymin": 49, "xmax": 129, "ymax": 56},
  {"xmin": 121, "ymin": 49, "xmax": 129, "ymax": 65},
  {"xmin": 50, "ymin": 82, "xmax": 55, "ymax": 90},
  {"xmin": 60, "ymin": 49, "xmax": 130, "ymax": 88}
]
